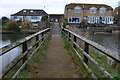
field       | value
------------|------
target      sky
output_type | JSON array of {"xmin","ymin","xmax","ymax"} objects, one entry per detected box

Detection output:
[{"xmin": 0, "ymin": 0, "xmax": 119, "ymax": 18}]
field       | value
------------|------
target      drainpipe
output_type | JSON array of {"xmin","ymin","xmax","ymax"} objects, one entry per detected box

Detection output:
[{"xmin": 82, "ymin": 5, "xmax": 85, "ymax": 23}]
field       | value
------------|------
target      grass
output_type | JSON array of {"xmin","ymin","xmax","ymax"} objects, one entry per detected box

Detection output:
[
  {"xmin": 62, "ymin": 34, "xmax": 92, "ymax": 78},
  {"xmin": 3, "ymin": 34, "xmax": 51, "ymax": 78},
  {"xmin": 0, "ymin": 25, "xmax": 2, "ymax": 28},
  {"xmin": 88, "ymin": 50, "xmax": 120, "ymax": 79},
  {"xmin": 62, "ymin": 34, "xmax": 120, "ymax": 80}
]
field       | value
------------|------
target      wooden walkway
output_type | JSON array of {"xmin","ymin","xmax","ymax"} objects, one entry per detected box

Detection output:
[{"xmin": 31, "ymin": 23, "xmax": 80, "ymax": 78}]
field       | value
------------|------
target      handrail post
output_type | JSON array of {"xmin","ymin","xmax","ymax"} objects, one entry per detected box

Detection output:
[
  {"xmin": 22, "ymin": 41, "xmax": 28, "ymax": 69},
  {"xmin": 66, "ymin": 31, "xmax": 69, "ymax": 40},
  {"xmin": 42, "ymin": 32, "xmax": 44, "ymax": 41},
  {"xmin": 84, "ymin": 42, "xmax": 89, "ymax": 64},
  {"xmin": 65, "ymin": 30, "xmax": 67, "ymax": 38},
  {"xmin": 36, "ymin": 35, "xmax": 39, "ymax": 48},
  {"xmin": 68, "ymin": 32, "xmax": 71, "ymax": 41},
  {"xmin": 73, "ymin": 35, "xmax": 77, "ymax": 49}
]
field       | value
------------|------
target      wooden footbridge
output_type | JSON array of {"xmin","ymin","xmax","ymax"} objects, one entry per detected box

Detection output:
[{"xmin": 0, "ymin": 23, "xmax": 120, "ymax": 80}]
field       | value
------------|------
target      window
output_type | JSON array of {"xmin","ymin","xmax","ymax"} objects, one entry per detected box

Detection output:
[
  {"xmin": 109, "ymin": 10, "xmax": 112, "ymax": 13},
  {"xmin": 13, "ymin": 16, "xmax": 17, "ymax": 19},
  {"xmin": 23, "ymin": 10, "xmax": 26, "ymax": 12},
  {"xmin": 74, "ymin": 6, "xmax": 82, "ymax": 13},
  {"xmin": 30, "ymin": 10, "xmax": 34, "ymax": 12},
  {"xmin": 75, "ymin": 9, "xmax": 80, "ymax": 13},
  {"xmin": 31, "ymin": 16, "xmax": 38, "ymax": 19},
  {"xmin": 68, "ymin": 17, "xmax": 80, "ymax": 23},
  {"xmin": 100, "ymin": 7, "xmax": 106, "ymax": 14},
  {"xmin": 90, "ymin": 6, "xmax": 97, "ymax": 14},
  {"xmin": 90, "ymin": 9, "xmax": 96, "ymax": 13}
]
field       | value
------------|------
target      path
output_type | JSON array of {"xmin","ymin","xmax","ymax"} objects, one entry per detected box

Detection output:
[{"xmin": 31, "ymin": 23, "xmax": 80, "ymax": 78}]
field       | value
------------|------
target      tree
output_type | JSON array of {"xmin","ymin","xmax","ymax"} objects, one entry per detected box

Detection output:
[
  {"xmin": 41, "ymin": 16, "xmax": 48, "ymax": 21},
  {"xmin": 21, "ymin": 20, "xmax": 32, "ymax": 29},
  {"xmin": 2, "ymin": 16, "xmax": 9, "ymax": 26},
  {"xmin": 6, "ymin": 20, "xmax": 21, "ymax": 33}
]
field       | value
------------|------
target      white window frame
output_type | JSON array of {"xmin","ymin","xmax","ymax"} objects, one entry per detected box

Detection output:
[
  {"xmin": 90, "ymin": 6, "xmax": 97, "ymax": 14},
  {"xmin": 68, "ymin": 17, "xmax": 80, "ymax": 23},
  {"xmin": 75, "ymin": 9, "xmax": 81, "ymax": 13},
  {"xmin": 74, "ymin": 6, "xmax": 82, "ymax": 13},
  {"xmin": 100, "ymin": 7, "xmax": 106, "ymax": 14}
]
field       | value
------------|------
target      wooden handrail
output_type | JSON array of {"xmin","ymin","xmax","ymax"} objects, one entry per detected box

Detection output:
[
  {"xmin": 62, "ymin": 27, "xmax": 119, "ymax": 80},
  {"xmin": 0, "ymin": 28, "xmax": 50, "ymax": 55},
  {"xmin": 63, "ymin": 28, "xmax": 120, "ymax": 63},
  {"xmin": 0, "ymin": 27, "xmax": 51, "ymax": 79}
]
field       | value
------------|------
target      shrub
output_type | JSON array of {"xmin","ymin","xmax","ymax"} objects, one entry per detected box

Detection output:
[
  {"xmin": 21, "ymin": 20, "xmax": 32, "ymax": 29},
  {"xmin": 2, "ymin": 16, "xmax": 9, "ymax": 26},
  {"xmin": 6, "ymin": 20, "xmax": 21, "ymax": 32},
  {"xmin": 41, "ymin": 16, "xmax": 48, "ymax": 21}
]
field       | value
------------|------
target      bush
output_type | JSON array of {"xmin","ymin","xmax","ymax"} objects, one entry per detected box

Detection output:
[
  {"xmin": 21, "ymin": 21, "xmax": 32, "ymax": 29},
  {"xmin": 41, "ymin": 16, "xmax": 48, "ymax": 21},
  {"xmin": 6, "ymin": 20, "xmax": 21, "ymax": 32},
  {"xmin": 2, "ymin": 16, "xmax": 9, "ymax": 26}
]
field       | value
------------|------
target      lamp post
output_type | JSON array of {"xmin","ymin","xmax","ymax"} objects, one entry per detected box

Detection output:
[
  {"xmin": 82, "ymin": 5, "xmax": 85, "ymax": 23},
  {"xmin": 118, "ymin": 1, "xmax": 120, "ymax": 26}
]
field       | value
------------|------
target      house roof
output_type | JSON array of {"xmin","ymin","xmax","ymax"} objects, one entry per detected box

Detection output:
[
  {"xmin": 49, "ymin": 14, "xmax": 64, "ymax": 19},
  {"xmin": 65, "ymin": 3, "xmax": 113, "ymax": 10},
  {"xmin": 11, "ymin": 9, "xmax": 48, "ymax": 16}
]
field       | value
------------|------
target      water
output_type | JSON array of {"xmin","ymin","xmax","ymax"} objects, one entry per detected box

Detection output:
[
  {"xmin": 1, "ymin": 34, "xmax": 29, "ymax": 48},
  {"xmin": 0, "ymin": 33, "xmax": 29, "ymax": 78},
  {"xmin": 69, "ymin": 27, "xmax": 120, "ymax": 53},
  {"xmin": 83, "ymin": 33, "xmax": 120, "ymax": 53}
]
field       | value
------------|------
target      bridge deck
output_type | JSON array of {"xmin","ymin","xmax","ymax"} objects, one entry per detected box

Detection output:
[{"xmin": 31, "ymin": 23, "xmax": 80, "ymax": 78}]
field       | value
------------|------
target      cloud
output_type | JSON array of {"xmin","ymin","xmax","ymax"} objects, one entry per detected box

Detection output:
[{"xmin": 0, "ymin": 0, "xmax": 119, "ymax": 18}]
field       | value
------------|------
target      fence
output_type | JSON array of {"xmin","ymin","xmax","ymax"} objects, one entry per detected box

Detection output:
[
  {"xmin": 0, "ymin": 27, "xmax": 51, "ymax": 79},
  {"xmin": 61, "ymin": 27, "xmax": 120, "ymax": 80}
]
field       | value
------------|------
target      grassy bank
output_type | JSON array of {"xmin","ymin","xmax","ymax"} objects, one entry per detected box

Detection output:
[
  {"xmin": 88, "ymin": 50, "xmax": 120, "ymax": 80},
  {"xmin": 62, "ymin": 34, "xmax": 120, "ymax": 79},
  {"xmin": 4, "ymin": 34, "xmax": 51, "ymax": 78}
]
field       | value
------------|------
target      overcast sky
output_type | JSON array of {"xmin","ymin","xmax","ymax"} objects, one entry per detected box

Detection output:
[{"xmin": 0, "ymin": 0, "xmax": 119, "ymax": 18}]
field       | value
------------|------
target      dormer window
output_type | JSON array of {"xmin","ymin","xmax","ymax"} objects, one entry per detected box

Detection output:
[
  {"xmin": 74, "ymin": 6, "xmax": 82, "ymax": 13},
  {"xmin": 30, "ymin": 10, "xmax": 34, "ymax": 12},
  {"xmin": 100, "ymin": 7, "xmax": 106, "ymax": 14},
  {"xmin": 90, "ymin": 6, "xmax": 97, "ymax": 14},
  {"xmin": 23, "ymin": 10, "xmax": 26, "ymax": 12},
  {"xmin": 109, "ymin": 10, "xmax": 112, "ymax": 13}
]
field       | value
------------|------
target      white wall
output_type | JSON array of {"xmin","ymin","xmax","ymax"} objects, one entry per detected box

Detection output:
[{"xmin": 0, "ymin": 46, "xmax": 22, "ymax": 79}]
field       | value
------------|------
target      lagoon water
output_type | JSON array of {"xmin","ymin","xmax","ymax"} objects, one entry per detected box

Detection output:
[
  {"xmin": 83, "ymin": 33, "xmax": 120, "ymax": 53},
  {"xmin": 0, "ymin": 33, "xmax": 29, "ymax": 78}
]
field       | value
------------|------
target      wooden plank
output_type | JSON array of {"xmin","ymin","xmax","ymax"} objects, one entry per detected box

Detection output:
[{"xmin": 72, "ymin": 41, "xmax": 115, "ymax": 79}]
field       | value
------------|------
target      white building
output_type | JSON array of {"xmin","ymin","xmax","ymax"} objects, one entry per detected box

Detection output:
[{"xmin": 11, "ymin": 9, "xmax": 48, "ymax": 26}]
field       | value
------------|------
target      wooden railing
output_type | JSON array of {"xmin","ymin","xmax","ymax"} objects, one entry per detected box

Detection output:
[
  {"xmin": 0, "ymin": 27, "xmax": 51, "ymax": 79},
  {"xmin": 61, "ymin": 27, "xmax": 120, "ymax": 80}
]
